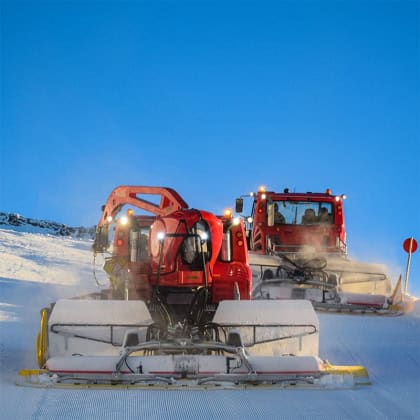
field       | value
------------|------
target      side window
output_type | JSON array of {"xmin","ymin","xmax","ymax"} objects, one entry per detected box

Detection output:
[
  {"xmin": 138, "ymin": 227, "xmax": 150, "ymax": 260},
  {"xmin": 267, "ymin": 202, "xmax": 274, "ymax": 226},
  {"xmin": 129, "ymin": 227, "xmax": 150, "ymax": 262}
]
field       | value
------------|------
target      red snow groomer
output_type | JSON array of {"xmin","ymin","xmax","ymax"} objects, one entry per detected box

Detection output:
[
  {"xmin": 239, "ymin": 187, "xmax": 347, "ymax": 255},
  {"xmin": 93, "ymin": 186, "xmax": 251, "ymax": 323},
  {"xmin": 235, "ymin": 186, "xmax": 405, "ymax": 314}
]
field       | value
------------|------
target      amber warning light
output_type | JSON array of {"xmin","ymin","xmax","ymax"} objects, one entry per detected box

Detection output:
[{"xmin": 224, "ymin": 208, "xmax": 233, "ymax": 218}]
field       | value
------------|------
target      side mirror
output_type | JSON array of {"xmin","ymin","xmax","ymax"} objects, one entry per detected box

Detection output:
[{"xmin": 235, "ymin": 198, "xmax": 244, "ymax": 213}]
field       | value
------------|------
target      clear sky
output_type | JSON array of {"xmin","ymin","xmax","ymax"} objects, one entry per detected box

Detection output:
[{"xmin": 1, "ymin": 1, "xmax": 419, "ymax": 293}]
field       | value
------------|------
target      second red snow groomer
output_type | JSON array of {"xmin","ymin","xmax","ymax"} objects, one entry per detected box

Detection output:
[
  {"xmin": 235, "ymin": 186, "xmax": 403, "ymax": 313},
  {"xmin": 237, "ymin": 187, "xmax": 347, "ymax": 255}
]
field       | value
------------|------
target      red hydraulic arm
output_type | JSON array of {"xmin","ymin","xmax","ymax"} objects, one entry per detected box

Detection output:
[
  {"xmin": 97, "ymin": 185, "xmax": 189, "ymax": 227},
  {"xmin": 93, "ymin": 186, "xmax": 189, "ymax": 254}
]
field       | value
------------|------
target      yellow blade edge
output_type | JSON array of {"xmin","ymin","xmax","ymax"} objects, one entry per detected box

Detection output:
[
  {"xmin": 19, "ymin": 369, "xmax": 48, "ymax": 376},
  {"xmin": 322, "ymin": 362, "xmax": 370, "ymax": 385}
]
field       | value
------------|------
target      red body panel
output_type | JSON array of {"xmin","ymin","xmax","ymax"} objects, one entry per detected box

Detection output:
[{"xmin": 147, "ymin": 209, "xmax": 251, "ymax": 302}]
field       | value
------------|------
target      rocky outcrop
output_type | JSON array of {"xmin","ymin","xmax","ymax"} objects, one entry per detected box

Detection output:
[{"xmin": 0, "ymin": 212, "xmax": 96, "ymax": 239}]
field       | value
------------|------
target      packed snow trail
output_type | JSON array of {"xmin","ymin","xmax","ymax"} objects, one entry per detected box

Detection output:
[{"xmin": 0, "ymin": 229, "xmax": 419, "ymax": 419}]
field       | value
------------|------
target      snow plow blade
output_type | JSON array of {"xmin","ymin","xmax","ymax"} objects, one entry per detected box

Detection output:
[
  {"xmin": 250, "ymin": 253, "xmax": 409, "ymax": 315},
  {"xmin": 19, "ymin": 299, "xmax": 369, "ymax": 389}
]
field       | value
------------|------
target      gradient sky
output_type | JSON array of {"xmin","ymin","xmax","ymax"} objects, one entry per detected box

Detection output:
[{"xmin": 1, "ymin": 1, "xmax": 419, "ymax": 293}]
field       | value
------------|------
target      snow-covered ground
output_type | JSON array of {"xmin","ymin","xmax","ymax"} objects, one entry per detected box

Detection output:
[{"xmin": 0, "ymin": 227, "xmax": 419, "ymax": 420}]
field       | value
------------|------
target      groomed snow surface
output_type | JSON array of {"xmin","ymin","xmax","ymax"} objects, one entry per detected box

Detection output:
[{"xmin": 0, "ymin": 228, "xmax": 419, "ymax": 420}]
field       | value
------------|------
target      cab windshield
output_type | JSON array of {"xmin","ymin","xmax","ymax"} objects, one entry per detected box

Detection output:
[{"xmin": 268, "ymin": 201, "xmax": 334, "ymax": 226}]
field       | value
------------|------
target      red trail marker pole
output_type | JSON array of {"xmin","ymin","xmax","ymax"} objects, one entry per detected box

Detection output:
[{"xmin": 403, "ymin": 237, "xmax": 417, "ymax": 296}]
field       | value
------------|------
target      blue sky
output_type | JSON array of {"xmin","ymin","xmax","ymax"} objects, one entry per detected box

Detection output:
[{"xmin": 1, "ymin": 1, "xmax": 419, "ymax": 293}]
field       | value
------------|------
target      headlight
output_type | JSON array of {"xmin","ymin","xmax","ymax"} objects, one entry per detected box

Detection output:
[{"xmin": 199, "ymin": 231, "xmax": 208, "ymax": 241}]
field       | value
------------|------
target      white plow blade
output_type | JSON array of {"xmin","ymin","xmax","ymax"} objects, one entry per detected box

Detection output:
[
  {"xmin": 48, "ymin": 299, "xmax": 154, "ymax": 357},
  {"xmin": 326, "ymin": 256, "xmax": 391, "ymax": 295},
  {"xmin": 213, "ymin": 300, "xmax": 319, "ymax": 357}
]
